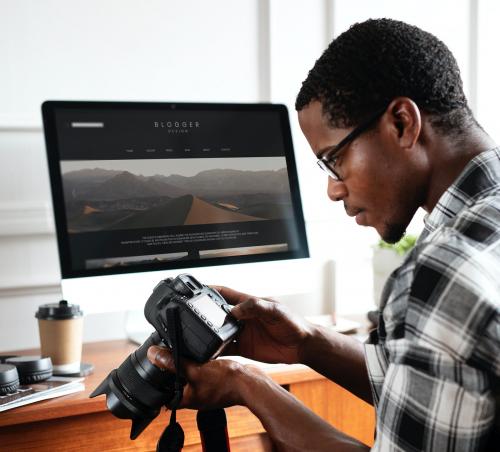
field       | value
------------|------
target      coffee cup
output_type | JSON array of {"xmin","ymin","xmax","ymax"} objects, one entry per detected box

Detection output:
[{"xmin": 35, "ymin": 300, "xmax": 83, "ymax": 375}]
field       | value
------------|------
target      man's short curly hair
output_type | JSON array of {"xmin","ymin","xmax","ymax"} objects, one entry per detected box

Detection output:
[{"xmin": 296, "ymin": 18, "xmax": 474, "ymax": 135}]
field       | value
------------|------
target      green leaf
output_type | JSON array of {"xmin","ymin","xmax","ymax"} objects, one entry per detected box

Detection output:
[{"xmin": 377, "ymin": 234, "xmax": 418, "ymax": 256}]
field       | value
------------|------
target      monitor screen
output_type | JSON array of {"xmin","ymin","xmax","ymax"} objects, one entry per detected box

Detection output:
[{"xmin": 42, "ymin": 101, "xmax": 309, "ymax": 280}]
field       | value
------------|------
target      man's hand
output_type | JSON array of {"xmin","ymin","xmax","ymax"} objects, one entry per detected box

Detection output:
[
  {"xmin": 147, "ymin": 345, "xmax": 369, "ymax": 452},
  {"xmin": 147, "ymin": 345, "xmax": 260, "ymax": 410},
  {"xmin": 213, "ymin": 286, "xmax": 372, "ymax": 404},
  {"xmin": 213, "ymin": 285, "xmax": 314, "ymax": 365}
]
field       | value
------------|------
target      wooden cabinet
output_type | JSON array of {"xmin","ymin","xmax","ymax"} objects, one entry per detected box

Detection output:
[{"xmin": 0, "ymin": 340, "xmax": 374, "ymax": 451}]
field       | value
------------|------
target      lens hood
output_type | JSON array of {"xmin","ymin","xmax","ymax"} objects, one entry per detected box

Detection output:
[
  {"xmin": 89, "ymin": 332, "xmax": 175, "ymax": 439},
  {"xmin": 90, "ymin": 369, "xmax": 161, "ymax": 439}
]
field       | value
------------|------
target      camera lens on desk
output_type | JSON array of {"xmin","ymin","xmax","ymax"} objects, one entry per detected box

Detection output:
[
  {"xmin": 0, "ymin": 364, "xmax": 20, "ymax": 395},
  {"xmin": 5, "ymin": 356, "xmax": 53, "ymax": 385}
]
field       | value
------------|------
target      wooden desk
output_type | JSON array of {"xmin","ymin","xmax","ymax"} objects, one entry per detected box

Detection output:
[{"xmin": 0, "ymin": 340, "xmax": 374, "ymax": 451}]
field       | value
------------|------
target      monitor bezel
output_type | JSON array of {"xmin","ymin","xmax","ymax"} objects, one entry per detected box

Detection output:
[{"xmin": 42, "ymin": 100, "xmax": 309, "ymax": 279}]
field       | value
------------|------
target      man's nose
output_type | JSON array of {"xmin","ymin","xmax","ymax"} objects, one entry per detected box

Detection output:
[{"xmin": 327, "ymin": 177, "xmax": 347, "ymax": 202}]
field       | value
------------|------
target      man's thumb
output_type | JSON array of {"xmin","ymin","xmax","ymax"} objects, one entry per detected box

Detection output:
[{"xmin": 231, "ymin": 297, "xmax": 274, "ymax": 320}]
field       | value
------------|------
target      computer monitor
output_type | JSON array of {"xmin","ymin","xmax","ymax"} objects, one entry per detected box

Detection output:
[{"xmin": 42, "ymin": 101, "xmax": 309, "ymax": 317}]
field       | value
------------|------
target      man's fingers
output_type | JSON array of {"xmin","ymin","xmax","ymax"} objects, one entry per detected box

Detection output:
[
  {"xmin": 147, "ymin": 345, "xmax": 175, "ymax": 372},
  {"xmin": 210, "ymin": 285, "xmax": 254, "ymax": 306},
  {"xmin": 210, "ymin": 286, "xmax": 279, "ymax": 318},
  {"xmin": 231, "ymin": 297, "xmax": 279, "ymax": 321},
  {"xmin": 148, "ymin": 345, "xmax": 199, "ymax": 381}
]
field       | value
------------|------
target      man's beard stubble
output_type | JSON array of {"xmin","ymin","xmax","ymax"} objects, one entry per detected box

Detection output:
[{"xmin": 381, "ymin": 222, "xmax": 407, "ymax": 244}]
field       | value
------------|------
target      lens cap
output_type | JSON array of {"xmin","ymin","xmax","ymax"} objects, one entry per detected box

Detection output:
[
  {"xmin": 0, "ymin": 363, "xmax": 20, "ymax": 395},
  {"xmin": 6, "ymin": 356, "xmax": 53, "ymax": 384},
  {"xmin": 35, "ymin": 299, "xmax": 83, "ymax": 320}
]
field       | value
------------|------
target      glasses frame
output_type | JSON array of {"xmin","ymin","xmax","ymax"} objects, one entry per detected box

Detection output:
[{"xmin": 316, "ymin": 106, "xmax": 388, "ymax": 181}]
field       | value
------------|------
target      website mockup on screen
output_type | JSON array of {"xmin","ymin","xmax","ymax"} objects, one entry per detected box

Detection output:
[{"xmin": 42, "ymin": 102, "xmax": 309, "ymax": 279}]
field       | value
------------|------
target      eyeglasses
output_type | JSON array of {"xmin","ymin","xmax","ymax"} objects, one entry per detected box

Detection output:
[{"xmin": 316, "ymin": 106, "xmax": 388, "ymax": 181}]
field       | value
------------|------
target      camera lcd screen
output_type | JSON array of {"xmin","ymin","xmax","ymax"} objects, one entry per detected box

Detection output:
[{"xmin": 190, "ymin": 294, "xmax": 228, "ymax": 329}]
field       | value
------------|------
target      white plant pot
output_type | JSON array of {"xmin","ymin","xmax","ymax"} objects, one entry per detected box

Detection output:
[{"xmin": 372, "ymin": 248, "xmax": 405, "ymax": 307}]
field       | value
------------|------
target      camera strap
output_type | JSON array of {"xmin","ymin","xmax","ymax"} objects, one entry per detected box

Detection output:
[
  {"xmin": 167, "ymin": 304, "xmax": 185, "ymax": 410},
  {"xmin": 157, "ymin": 305, "xmax": 185, "ymax": 452}
]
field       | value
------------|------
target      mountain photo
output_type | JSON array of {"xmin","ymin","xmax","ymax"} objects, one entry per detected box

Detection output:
[{"xmin": 61, "ymin": 158, "xmax": 294, "ymax": 233}]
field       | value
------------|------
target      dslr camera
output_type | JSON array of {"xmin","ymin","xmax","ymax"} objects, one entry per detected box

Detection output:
[{"xmin": 90, "ymin": 274, "xmax": 240, "ymax": 439}]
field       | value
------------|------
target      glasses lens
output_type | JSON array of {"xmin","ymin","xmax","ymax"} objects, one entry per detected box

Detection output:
[{"xmin": 317, "ymin": 159, "xmax": 339, "ymax": 180}]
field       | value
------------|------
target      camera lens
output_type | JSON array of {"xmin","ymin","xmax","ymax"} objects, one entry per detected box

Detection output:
[
  {"xmin": 90, "ymin": 332, "xmax": 175, "ymax": 439},
  {"xmin": 6, "ymin": 356, "xmax": 53, "ymax": 384},
  {"xmin": 0, "ymin": 364, "xmax": 20, "ymax": 395}
]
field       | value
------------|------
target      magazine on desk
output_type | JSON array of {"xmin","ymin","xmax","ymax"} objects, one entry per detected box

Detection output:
[{"xmin": 0, "ymin": 377, "xmax": 85, "ymax": 412}]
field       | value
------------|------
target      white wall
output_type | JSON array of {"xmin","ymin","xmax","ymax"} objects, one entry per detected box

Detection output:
[
  {"xmin": 476, "ymin": 0, "xmax": 500, "ymax": 143},
  {"xmin": 0, "ymin": 0, "xmax": 491, "ymax": 351},
  {"xmin": 0, "ymin": 0, "xmax": 337, "ymax": 351}
]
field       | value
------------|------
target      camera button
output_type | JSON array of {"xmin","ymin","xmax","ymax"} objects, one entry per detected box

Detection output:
[
  {"xmin": 207, "ymin": 320, "xmax": 213, "ymax": 327},
  {"xmin": 187, "ymin": 302, "xmax": 193, "ymax": 308},
  {"xmin": 201, "ymin": 315, "xmax": 206, "ymax": 321}
]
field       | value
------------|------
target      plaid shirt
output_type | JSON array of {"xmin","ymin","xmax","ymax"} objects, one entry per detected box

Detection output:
[{"xmin": 365, "ymin": 148, "xmax": 500, "ymax": 451}]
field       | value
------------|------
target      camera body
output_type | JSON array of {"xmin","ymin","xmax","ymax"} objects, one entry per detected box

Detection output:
[
  {"xmin": 90, "ymin": 274, "xmax": 241, "ymax": 440},
  {"xmin": 145, "ymin": 274, "xmax": 239, "ymax": 363}
]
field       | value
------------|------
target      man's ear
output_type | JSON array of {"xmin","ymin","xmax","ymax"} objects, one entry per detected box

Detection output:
[{"xmin": 386, "ymin": 97, "xmax": 421, "ymax": 148}]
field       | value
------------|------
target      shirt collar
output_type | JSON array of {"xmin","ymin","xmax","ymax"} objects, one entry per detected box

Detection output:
[{"xmin": 422, "ymin": 147, "xmax": 500, "ymax": 238}]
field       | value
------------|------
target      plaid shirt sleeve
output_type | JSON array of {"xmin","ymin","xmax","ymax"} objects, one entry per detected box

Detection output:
[{"xmin": 365, "ymin": 204, "xmax": 500, "ymax": 451}]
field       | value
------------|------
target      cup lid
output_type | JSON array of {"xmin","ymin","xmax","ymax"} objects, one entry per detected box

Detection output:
[{"xmin": 35, "ymin": 300, "xmax": 83, "ymax": 320}]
